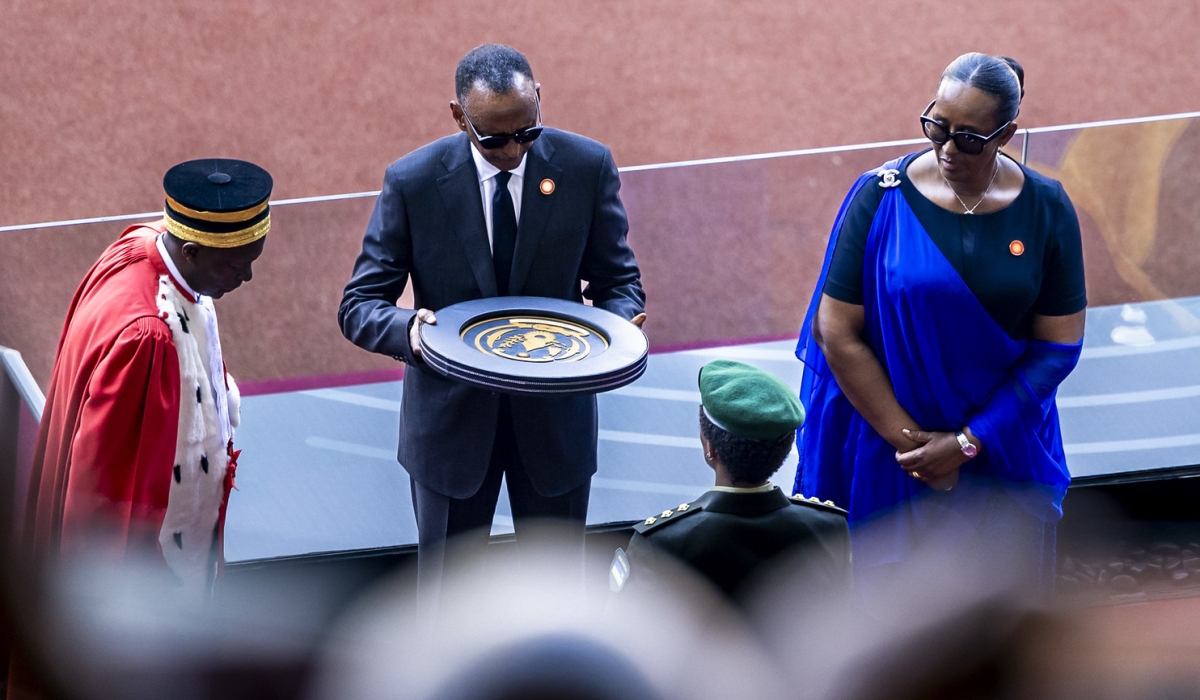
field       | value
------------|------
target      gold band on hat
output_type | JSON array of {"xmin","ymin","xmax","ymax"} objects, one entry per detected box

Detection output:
[
  {"xmin": 165, "ymin": 195, "xmax": 269, "ymax": 223},
  {"xmin": 164, "ymin": 212, "xmax": 271, "ymax": 248}
]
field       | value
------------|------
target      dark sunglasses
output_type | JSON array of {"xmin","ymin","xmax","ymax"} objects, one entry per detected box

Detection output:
[
  {"xmin": 920, "ymin": 101, "xmax": 1011, "ymax": 155},
  {"xmin": 462, "ymin": 95, "xmax": 544, "ymax": 150}
]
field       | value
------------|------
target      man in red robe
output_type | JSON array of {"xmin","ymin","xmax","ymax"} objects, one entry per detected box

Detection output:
[{"xmin": 22, "ymin": 158, "xmax": 273, "ymax": 591}]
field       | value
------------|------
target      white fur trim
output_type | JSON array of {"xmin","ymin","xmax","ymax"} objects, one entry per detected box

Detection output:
[{"xmin": 154, "ymin": 276, "xmax": 232, "ymax": 596}]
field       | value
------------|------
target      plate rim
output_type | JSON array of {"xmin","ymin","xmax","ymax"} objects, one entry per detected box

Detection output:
[{"xmin": 419, "ymin": 297, "xmax": 648, "ymax": 382}]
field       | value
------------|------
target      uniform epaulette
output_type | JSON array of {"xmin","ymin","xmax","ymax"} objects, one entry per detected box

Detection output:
[
  {"xmin": 632, "ymin": 499, "xmax": 704, "ymax": 534},
  {"xmin": 789, "ymin": 493, "xmax": 848, "ymax": 517}
]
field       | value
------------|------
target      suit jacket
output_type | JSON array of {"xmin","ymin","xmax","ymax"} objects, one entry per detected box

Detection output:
[
  {"xmin": 339, "ymin": 129, "xmax": 645, "ymax": 499},
  {"xmin": 623, "ymin": 487, "xmax": 851, "ymax": 600}
]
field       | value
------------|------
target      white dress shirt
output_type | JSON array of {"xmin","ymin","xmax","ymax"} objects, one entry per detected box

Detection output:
[{"xmin": 470, "ymin": 143, "xmax": 527, "ymax": 252}]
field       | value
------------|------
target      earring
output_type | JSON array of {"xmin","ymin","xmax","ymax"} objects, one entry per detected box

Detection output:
[{"xmin": 705, "ymin": 452, "xmax": 713, "ymax": 460}]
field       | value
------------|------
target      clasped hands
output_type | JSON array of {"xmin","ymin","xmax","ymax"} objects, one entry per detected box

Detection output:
[
  {"xmin": 408, "ymin": 308, "xmax": 647, "ymax": 360},
  {"xmin": 896, "ymin": 428, "xmax": 973, "ymax": 491}
]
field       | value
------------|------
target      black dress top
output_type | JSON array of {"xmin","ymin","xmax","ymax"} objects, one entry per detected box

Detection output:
[{"xmin": 823, "ymin": 151, "xmax": 1088, "ymax": 339}]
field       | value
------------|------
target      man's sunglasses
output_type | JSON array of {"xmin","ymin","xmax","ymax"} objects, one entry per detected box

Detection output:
[
  {"xmin": 920, "ymin": 101, "xmax": 1011, "ymax": 156},
  {"xmin": 462, "ymin": 94, "xmax": 544, "ymax": 150}
]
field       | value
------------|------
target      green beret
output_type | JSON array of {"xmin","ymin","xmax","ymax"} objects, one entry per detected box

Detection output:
[{"xmin": 698, "ymin": 359, "xmax": 805, "ymax": 440}]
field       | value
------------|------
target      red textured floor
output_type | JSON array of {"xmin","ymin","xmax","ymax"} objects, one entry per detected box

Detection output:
[{"xmin": 1, "ymin": 0, "xmax": 1198, "ymax": 227}]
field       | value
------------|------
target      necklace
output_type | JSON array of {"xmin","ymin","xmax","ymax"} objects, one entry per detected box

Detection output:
[{"xmin": 943, "ymin": 161, "xmax": 1000, "ymax": 215}]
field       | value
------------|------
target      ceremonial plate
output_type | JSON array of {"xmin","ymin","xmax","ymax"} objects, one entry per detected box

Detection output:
[{"xmin": 419, "ymin": 297, "xmax": 648, "ymax": 395}]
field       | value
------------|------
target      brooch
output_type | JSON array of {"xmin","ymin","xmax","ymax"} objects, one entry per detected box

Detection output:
[{"xmin": 877, "ymin": 169, "xmax": 901, "ymax": 188}]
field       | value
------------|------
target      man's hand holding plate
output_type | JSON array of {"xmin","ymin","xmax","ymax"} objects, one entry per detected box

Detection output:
[{"xmin": 409, "ymin": 308, "xmax": 437, "ymax": 360}]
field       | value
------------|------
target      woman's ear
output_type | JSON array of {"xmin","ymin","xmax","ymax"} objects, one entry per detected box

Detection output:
[{"xmin": 998, "ymin": 121, "xmax": 1019, "ymax": 149}]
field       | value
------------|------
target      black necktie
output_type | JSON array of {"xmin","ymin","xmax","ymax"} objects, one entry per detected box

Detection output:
[{"xmin": 491, "ymin": 171, "xmax": 518, "ymax": 296}]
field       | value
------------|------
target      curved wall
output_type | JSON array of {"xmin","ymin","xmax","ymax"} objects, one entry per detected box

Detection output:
[{"xmin": 2, "ymin": 0, "xmax": 1198, "ymax": 226}]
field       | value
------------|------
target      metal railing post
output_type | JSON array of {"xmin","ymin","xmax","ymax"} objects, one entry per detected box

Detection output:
[{"xmin": 0, "ymin": 347, "xmax": 45, "ymax": 540}]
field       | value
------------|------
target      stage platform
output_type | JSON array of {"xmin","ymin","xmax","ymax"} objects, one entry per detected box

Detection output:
[
  {"xmin": 5, "ymin": 113, "xmax": 1200, "ymax": 566},
  {"xmin": 226, "ymin": 294, "xmax": 1200, "ymax": 562}
]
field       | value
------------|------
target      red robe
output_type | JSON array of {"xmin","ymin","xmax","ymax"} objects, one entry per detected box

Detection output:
[{"xmin": 24, "ymin": 222, "xmax": 233, "ymax": 567}]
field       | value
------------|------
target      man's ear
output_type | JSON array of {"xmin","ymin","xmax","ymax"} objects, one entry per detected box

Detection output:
[
  {"xmin": 449, "ymin": 101, "xmax": 467, "ymax": 132},
  {"xmin": 180, "ymin": 241, "xmax": 202, "ymax": 264}
]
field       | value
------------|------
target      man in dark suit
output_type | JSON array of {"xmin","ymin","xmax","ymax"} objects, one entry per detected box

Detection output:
[
  {"xmin": 339, "ymin": 44, "xmax": 645, "ymax": 584},
  {"xmin": 612, "ymin": 360, "xmax": 850, "ymax": 604}
]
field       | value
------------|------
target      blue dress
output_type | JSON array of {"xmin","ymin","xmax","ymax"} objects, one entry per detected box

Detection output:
[{"xmin": 793, "ymin": 155, "xmax": 1084, "ymax": 589}]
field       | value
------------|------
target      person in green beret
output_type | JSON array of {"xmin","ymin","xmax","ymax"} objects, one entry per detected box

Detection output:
[{"xmin": 611, "ymin": 359, "xmax": 851, "ymax": 603}]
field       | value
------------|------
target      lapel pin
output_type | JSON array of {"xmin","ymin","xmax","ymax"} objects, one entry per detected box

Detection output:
[
  {"xmin": 539, "ymin": 178, "xmax": 555, "ymax": 195},
  {"xmin": 1009, "ymin": 240, "xmax": 1025, "ymax": 256}
]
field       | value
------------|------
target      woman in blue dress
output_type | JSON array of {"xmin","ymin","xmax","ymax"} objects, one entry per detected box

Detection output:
[{"xmin": 794, "ymin": 53, "xmax": 1087, "ymax": 594}]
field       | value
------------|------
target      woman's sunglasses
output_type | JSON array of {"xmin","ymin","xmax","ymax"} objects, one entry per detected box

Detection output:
[
  {"xmin": 920, "ymin": 101, "xmax": 1011, "ymax": 156},
  {"xmin": 462, "ymin": 94, "xmax": 544, "ymax": 150}
]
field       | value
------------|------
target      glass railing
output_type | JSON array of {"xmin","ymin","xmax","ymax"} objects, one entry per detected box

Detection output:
[
  {"xmin": 3, "ymin": 112, "xmax": 1200, "ymax": 561},
  {"xmin": 0, "ymin": 346, "xmax": 44, "ymax": 544}
]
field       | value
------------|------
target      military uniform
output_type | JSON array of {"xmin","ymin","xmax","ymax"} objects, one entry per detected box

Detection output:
[
  {"xmin": 610, "ymin": 359, "xmax": 851, "ymax": 602},
  {"xmin": 616, "ymin": 485, "xmax": 850, "ymax": 600}
]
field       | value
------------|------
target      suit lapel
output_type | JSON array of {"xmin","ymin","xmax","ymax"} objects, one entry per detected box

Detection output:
[
  {"xmin": 510, "ymin": 137, "xmax": 562, "ymax": 295},
  {"xmin": 436, "ymin": 134, "xmax": 497, "ymax": 298}
]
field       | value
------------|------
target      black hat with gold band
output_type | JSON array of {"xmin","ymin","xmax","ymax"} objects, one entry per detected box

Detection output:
[{"xmin": 163, "ymin": 159, "xmax": 273, "ymax": 248}]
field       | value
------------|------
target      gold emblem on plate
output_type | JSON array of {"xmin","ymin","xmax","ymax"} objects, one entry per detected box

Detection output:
[{"xmin": 465, "ymin": 316, "xmax": 606, "ymax": 363}]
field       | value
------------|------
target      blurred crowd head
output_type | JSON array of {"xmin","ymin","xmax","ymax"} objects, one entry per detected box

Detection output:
[
  {"xmin": 313, "ymin": 532, "xmax": 784, "ymax": 700},
  {"xmin": 7, "ymin": 504, "xmax": 1200, "ymax": 700}
]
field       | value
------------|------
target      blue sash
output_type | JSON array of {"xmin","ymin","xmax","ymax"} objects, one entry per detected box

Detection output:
[{"xmin": 793, "ymin": 156, "xmax": 1081, "ymax": 567}]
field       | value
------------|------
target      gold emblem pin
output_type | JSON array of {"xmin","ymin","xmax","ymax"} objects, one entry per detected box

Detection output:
[
  {"xmin": 1009, "ymin": 240, "xmax": 1025, "ymax": 256},
  {"xmin": 661, "ymin": 510, "xmax": 673, "ymax": 518},
  {"xmin": 539, "ymin": 178, "xmax": 555, "ymax": 195},
  {"xmin": 677, "ymin": 503, "xmax": 690, "ymax": 511},
  {"xmin": 644, "ymin": 516, "xmax": 657, "ymax": 526}
]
